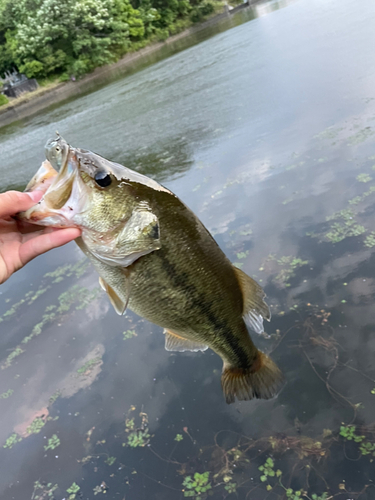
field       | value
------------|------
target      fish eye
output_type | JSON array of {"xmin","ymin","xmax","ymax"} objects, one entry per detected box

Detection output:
[{"xmin": 94, "ymin": 171, "xmax": 112, "ymax": 188}]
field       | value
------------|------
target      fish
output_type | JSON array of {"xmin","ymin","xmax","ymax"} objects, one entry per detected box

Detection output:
[{"xmin": 19, "ymin": 134, "xmax": 284, "ymax": 404}]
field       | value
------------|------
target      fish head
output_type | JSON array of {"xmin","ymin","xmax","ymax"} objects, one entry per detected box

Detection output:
[
  {"xmin": 21, "ymin": 134, "xmax": 136, "ymax": 231},
  {"xmin": 19, "ymin": 135, "xmax": 165, "ymax": 266}
]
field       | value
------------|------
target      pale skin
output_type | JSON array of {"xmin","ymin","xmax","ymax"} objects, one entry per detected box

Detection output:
[{"xmin": 0, "ymin": 190, "xmax": 81, "ymax": 285}]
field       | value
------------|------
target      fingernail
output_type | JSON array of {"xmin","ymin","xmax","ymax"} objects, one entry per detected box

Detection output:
[{"xmin": 26, "ymin": 191, "xmax": 43, "ymax": 203}]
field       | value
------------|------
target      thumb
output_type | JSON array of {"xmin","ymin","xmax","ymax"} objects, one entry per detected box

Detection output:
[{"xmin": 0, "ymin": 190, "xmax": 43, "ymax": 218}]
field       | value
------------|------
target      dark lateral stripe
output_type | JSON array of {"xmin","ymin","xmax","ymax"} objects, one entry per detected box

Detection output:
[{"xmin": 157, "ymin": 251, "xmax": 250, "ymax": 368}]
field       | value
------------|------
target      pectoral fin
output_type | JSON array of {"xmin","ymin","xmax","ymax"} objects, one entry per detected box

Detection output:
[
  {"xmin": 99, "ymin": 277, "xmax": 128, "ymax": 315},
  {"xmin": 84, "ymin": 204, "xmax": 161, "ymax": 267},
  {"xmin": 232, "ymin": 266, "xmax": 271, "ymax": 334},
  {"xmin": 164, "ymin": 329, "xmax": 208, "ymax": 352}
]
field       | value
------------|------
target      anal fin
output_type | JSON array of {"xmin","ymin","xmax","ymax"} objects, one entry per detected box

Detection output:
[
  {"xmin": 164, "ymin": 329, "xmax": 208, "ymax": 352},
  {"xmin": 232, "ymin": 265, "xmax": 271, "ymax": 334},
  {"xmin": 99, "ymin": 277, "xmax": 128, "ymax": 315}
]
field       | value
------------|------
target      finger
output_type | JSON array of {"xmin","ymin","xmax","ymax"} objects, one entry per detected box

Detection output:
[
  {"xmin": 16, "ymin": 219, "xmax": 49, "ymax": 234},
  {"xmin": 19, "ymin": 228, "xmax": 81, "ymax": 266},
  {"xmin": 0, "ymin": 191, "xmax": 43, "ymax": 218}
]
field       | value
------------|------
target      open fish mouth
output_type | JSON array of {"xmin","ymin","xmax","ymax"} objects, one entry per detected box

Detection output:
[{"xmin": 19, "ymin": 135, "xmax": 83, "ymax": 227}]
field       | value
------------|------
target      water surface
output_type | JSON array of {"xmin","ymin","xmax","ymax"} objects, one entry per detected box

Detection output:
[{"xmin": 1, "ymin": 0, "xmax": 375, "ymax": 498}]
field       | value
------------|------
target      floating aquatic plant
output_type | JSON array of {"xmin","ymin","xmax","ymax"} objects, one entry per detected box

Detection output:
[
  {"xmin": 3, "ymin": 433, "xmax": 22, "ymax": 449},
  {"xmin": 182, "ymin": 472, "xmax": 211, "ymax": 499},
  {"xmin": 77, "ymin": 357, "xmax": 102, "ymax": 375},
  {"xmin": 123, "ymin": 330, "xmax": 137, "ymax": 340},
  {"xmin": 31, "ymin": 480, "xmax": 58, "ymax": 500},
  {"xmin": 364, "ymin": 232, "xmax": 375, "ymax": 248},
  {"xmin": 0, "ymin": 389, "xmax": 13, "ymax": 399},
  {"xmin": 123, "ymin": 406, "xmax": 151, "ymax": 448},
  {"xmin": 356, "ymin": 173, "xmax": 372, "ymax": 183},
  {"xmin": 66, "ymin": 482, "xmax": 80, "ymax": 500},
  {"xmin": 44, "ymin": 434, "xmax": 60, "ymax": 451}
]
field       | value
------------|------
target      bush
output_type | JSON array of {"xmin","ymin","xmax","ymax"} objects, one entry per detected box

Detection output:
[
  {"xmin": 190, "ymin": 1, "xmax": 214, "ymax": 22},
  {"xmin": 19, "ymin": 60, "xmax": 44, "ymax": 78},
  {"xmin": 0, "ymin": 93, "xmax": 9, "ymax": 106},
  {"xmin": 58, "ymin": 73, "xmax": 70, "ymax": 82}
]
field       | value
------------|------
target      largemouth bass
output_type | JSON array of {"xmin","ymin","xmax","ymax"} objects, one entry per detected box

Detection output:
[{"xmin": 19, "ymin": 135, "xmax": 283, "ymax": 403}]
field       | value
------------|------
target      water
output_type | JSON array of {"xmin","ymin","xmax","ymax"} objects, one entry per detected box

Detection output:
[{"xmin": 1, "ymin": 0, "xmax": 375, "ymax": 498}]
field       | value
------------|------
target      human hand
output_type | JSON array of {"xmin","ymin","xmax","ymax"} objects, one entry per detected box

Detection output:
[{"xmin": 0, "ymin": 190, "xmax": 81, "ymax": 284}]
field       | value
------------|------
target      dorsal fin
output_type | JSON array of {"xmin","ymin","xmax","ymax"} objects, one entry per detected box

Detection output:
[
  {"xmin": 164, "ymin": 329, "xmax": 208, "ymax": 352},
  {"xmin": 99, "ymin": 277, "xmax": 128, "ymax": 315},
  {"xmin": 232, "ymin": 265, "xmax": 270, "ymax": 334}
]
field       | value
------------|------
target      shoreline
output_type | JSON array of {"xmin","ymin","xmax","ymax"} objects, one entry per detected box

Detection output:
[{"xmin": 0, "ymin": 1, "xmax": 258, "ymax": 130}]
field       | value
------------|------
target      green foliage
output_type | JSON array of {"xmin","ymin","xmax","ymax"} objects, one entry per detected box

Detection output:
[
  {"xmin": 0, "ymin": 0, "xmax": 212, "ymax": 80},
  {"xmin": 127, "ymin": 428, "xmax": 151, "ymax": 447},
  {"xmin": 175, "ymin": 433, "xmax": 183, "ymax": 441},
  {"xmin": 325, "ymin": 209, "xmax": 366, "ymax": 243},
  {"xmin": 339, "ymin": 424, "xmax": 364, "ymax": 442},
  {"xmin": 224, "ymin": 482, "xmax": 237, "ymax": 493},
  {"xmin": 182, "ymin": 472, "xmax": 211, "ymax": 498},
  {"xmin": 3, "ymin": 433, "xmax": 22, "ymax": 449},
  {"xmin": 190, "ymin": 1, "xmax": 214, "ymax": 22},
  {"xmin": 123, "ymin": 406, "xmax": 151, "ymax": 447},
  {"xmin": 44, "ymin": 434, "xmax": 61, "ymax": 451},
  {"xmin": 0, "ymin": 93, "xmax": 9, "ymax": 106},
  {"xmin": 31, "ymin": 480, "xmax": 58, "ymax": 500},
  {"xmin": 364, "ymin": 232, "xmax": 375, "ymax": 248},
  {"xmin": 271, "ymin": 255, "xmax": 308, "ymax": 285},
  {"xmin": 236, "ymin": 250, "xmax": 249, "ymax": 260},
  {"xmin": 0, "ymin": 389, "xmax": 13, "ymax": 399},
  {"xmin": 27, "ymin": 417, "xmax": 46, "ymax": 435},
  {"xmin": 258, "ymin": 457, "xmax": 276, "ymax": 482},
  {"xmin": 66, "ymin": 482, "xmax": 80, "ymax": 499},
  {"xmin": 105, "ymin": 456, "xmax": 116, "ymax": 465},
  {"xmin": 311, "ymin": 494, "xmax": 329, "ymax": 500},
  {"xmin": 123, "ymin": 329, "xmax": 137, "ymax": 340},
  {"xmin": 77, "ymin": 357, "xmax": 102, "ymax": 375},
  {"xmin": 356, "ymin": 173, "xmax": 372, "ymax": 183},
  {"xmin": 2, "ymin": 347, "xmax": 24, "ymax": 369}
]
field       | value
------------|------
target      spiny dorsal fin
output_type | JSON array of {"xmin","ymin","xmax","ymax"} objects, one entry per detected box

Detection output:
[
  {"xmin": 232, "ymin": 265, "xmax": 270, "ymax": 334},
  {"xmin": 99, "ymin": 277, "xmax": 128, "ymax": 315},
  {"xmin": 164, "ymin": 329, "xmax": 208, "ymax": 352}
]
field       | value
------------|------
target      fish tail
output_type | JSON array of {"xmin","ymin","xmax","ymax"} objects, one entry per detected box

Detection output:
[{"xmin": 221, "ymin": 351, "xmax": 284, "ymax": 404}]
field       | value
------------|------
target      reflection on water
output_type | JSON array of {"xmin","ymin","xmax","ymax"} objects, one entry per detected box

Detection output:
[{"xmin": 1, "ymin": 0, "xmax": 375, "ymax": 498}]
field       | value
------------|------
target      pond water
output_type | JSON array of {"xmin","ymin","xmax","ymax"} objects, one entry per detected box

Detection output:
[{"xmin": 1, "ymin": 0, "xmax": 375, "ymax": 498}]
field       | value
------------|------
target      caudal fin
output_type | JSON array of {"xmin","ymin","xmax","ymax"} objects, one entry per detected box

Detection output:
[{"xmin": 221, "ymin": 351, "xmax": 284, "ymax": 404}]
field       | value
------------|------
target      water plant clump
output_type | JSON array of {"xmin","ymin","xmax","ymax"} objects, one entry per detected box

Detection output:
[
  {"xmin": 123, "ymin": 329, "xmax": 137, "ymax": 340},
  {"xmin": 356, "ymin": 173, "xmax": 372, "ymax": 183},
  {"xmin": 105, "ymin": 456, "xmax": 116, "ymax": 465},
  {"xmin": 0, "ymin": 389, "xmax": 13, "ymax": 399},
  {"xmin": 325, "ymin": 209, "xmax": 366, "ymax": 243},
  {"xmin": 3, "ymin": 433, "xmax": 22, "ymax": 449},
  {"xmin": 77, "ymin": 357, "xmax": 102, "ymax": 375},
  {"xmin": 123, "ymin": 406, "xmax": 151, "ymax": 448},
  {"xmin": 66, "ymin": 482, "xmax": 80, "ymax": 500},
  {"xmin": 44, "ymin": 434, "xmax": 61, "ymax": 451},
  {"xmin": 182, "ymin": 472, "xmax": 211, "ymax": 499},
  {"xmin": 259, "ymin": 254, "xmax": 309, "ymax": 287},
  {"xmin": 364, "ymin": 231, "xmax": 375, "ymax": 248},
  {"xmin": 31, "ymin": 480, "xmax": 58, "ymax": 500},
  {"xmin": 1, "ymin": 347, "xmax": 25, "ymax": 370}
]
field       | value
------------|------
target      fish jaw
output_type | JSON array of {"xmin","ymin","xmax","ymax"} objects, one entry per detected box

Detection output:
[
  {"xmin": 24, "ymin": 160, "xmax": 58, "ymax": 194},
  {"xmin": 18, "ymin": 142, "xmax": 89, "ymax": 228}
]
